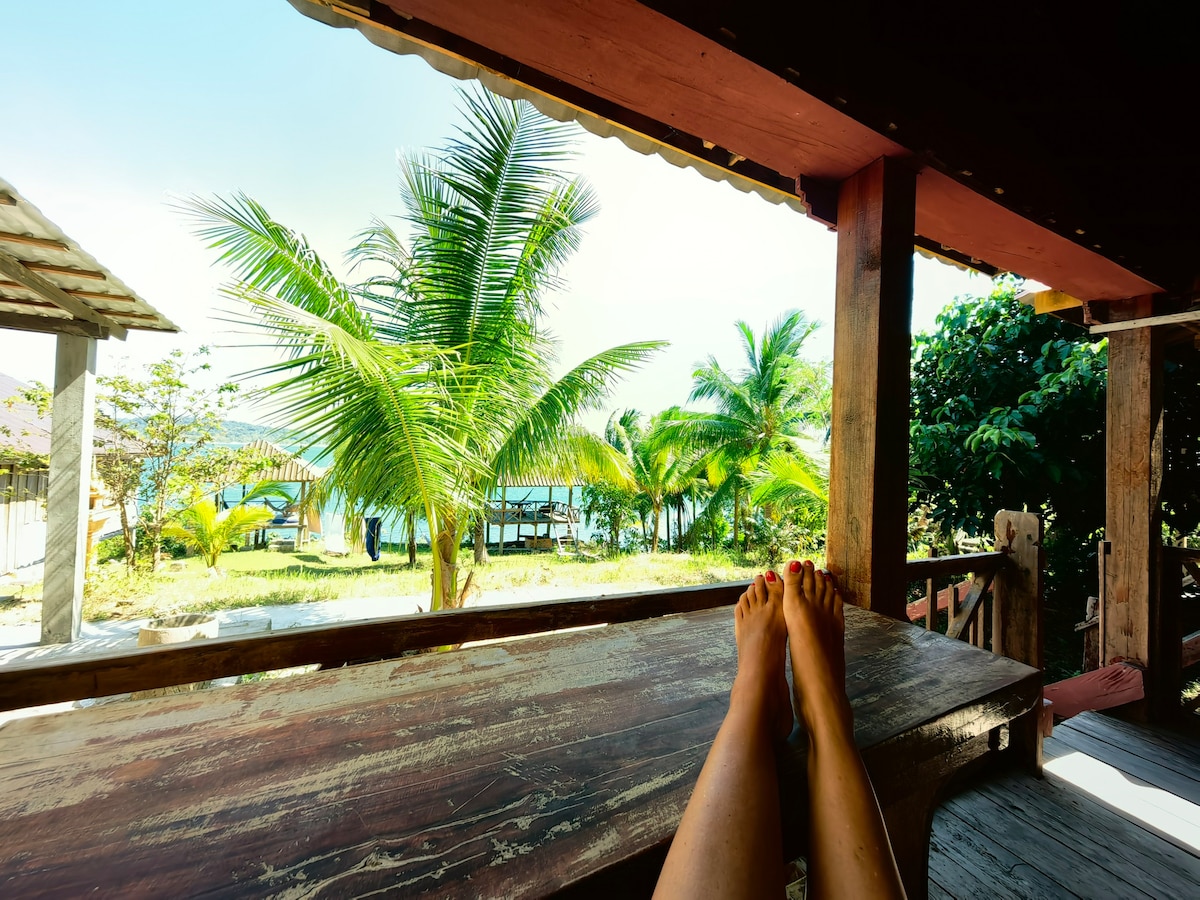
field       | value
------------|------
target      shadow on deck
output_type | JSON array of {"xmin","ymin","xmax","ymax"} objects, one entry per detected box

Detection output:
[{"xmin": 930, "ymin": 711, "xmax": 1200, "ymax": 898}]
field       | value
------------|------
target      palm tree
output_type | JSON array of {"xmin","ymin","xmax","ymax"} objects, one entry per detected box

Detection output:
[
  {"xmin": 661, "ymin": 311, "xmax": 825, "ymax": 550},
  {"xmin": 604, "ymin": 409, "xmax": 697, "ymax": 553},
  {"xmin": 189, "ymin": 88, "xmax": 662, "ymax": 610},
  {"xmin": 164, "ymin": 481, "xmax": 290, "ymax": 572}
]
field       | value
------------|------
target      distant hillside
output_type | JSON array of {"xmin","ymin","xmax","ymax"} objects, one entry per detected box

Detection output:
[{"xmin": 213, "ymin": 420, "xmax": 300, "ymax": 445}]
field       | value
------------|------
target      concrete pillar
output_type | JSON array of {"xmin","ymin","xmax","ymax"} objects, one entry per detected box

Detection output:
[{"xmin": 41, "ymin": 334, "xmax": 97, "ymax": 645}]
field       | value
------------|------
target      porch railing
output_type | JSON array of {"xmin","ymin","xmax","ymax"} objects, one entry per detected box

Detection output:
[
  {"xmin": 1, "ymin": 510, "xmax": 1043, "ymax": 714},
  {"xmin": 904, "ymin": 510, "xmax": 1043, "ymax": 672}
]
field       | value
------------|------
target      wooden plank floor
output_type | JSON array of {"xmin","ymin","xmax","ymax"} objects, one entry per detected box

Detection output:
[{"xmin": 929, "ymin": 711, "xmax": 1200, "ymax": 899}]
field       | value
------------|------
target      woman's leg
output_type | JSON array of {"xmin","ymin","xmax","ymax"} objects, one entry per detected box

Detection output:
[
  {"xmin": 782, "ymin": 559, "xmax": 906, "ymax": 900},
  {"xmin": 653, "ymin": 572, "xmax": 793, "ymax": 900}
]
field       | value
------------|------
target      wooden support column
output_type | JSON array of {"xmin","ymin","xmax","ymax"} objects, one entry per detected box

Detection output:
[
  {"xmin": 1102, "ymin": 297, "xmax": 1166, "ymax": 716},
  {"xmin": 992, "ymin": 510, "xmax": 1044, "ymax": 670},
  {"xmin": 41, "ymin": 333, "xmax": 98, "ymax": 645},
  {"xmin": 826, "ymin": 157, "xmax": 915, "ymax": 619}
]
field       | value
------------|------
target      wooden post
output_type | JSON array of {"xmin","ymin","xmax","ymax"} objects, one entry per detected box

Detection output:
[
  {"xmin": 992, "ymin": 510, "xmax": 1044, "ymax": 670},
  {"xmin": 993, "ymin": 510, "xmax": 1044, "ymax": 772},
  {"xmin": 41, "ymin": 334, "xmax": 97, "ymax": 645},
  {"xmin": 1102, "ymin": 298, "xmax": 1166, "ymax": 717},
  {"xmin": 826, "ymin": 157, "xmax": 915, "ymax": 619},
  {"xmin": 925, "ymin": 547, "xmax": 937, "ymax": 631}
]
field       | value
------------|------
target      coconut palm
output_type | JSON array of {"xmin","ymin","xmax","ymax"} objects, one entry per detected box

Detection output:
[
  {"xmin": 188, "ymin": 88, "xmax": 661, "ymax": 610},
  {"xmin": 164, "ymin": 481, "xmax": 291, "ymax": 572},
  {"xmin": 661, "ymin": 311, "xmax": 826, "ymax": 549},
  {"xmin": 604, "ymin": 408, "xmax": 698, "ymax": 553}
]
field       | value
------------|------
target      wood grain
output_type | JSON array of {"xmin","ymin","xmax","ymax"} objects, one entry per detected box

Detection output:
[
  {"xmin": 992, "ymin": 510, "xmax": 1043, "ymax": 669},
  {"xmin": 826, "ymin": 157, "xmax": 915, "ymax": 620},
  {"xmin": 0, "ymin": 605, "xmax": 1039, "ymax": 898},
  {"xmin": 0, "ymin": 583, "xmax": 746, "ymax": 712},
  {"xmin": 903, "ymin": 551, "xmax": 1004, "ymax": 582},
  {"xmin": 311, "ymin": 1, "xmax": 1163, "ymax": 301},
  {"xmin": 1103, "ymin": 299, "xmax": 1167, "ymax": 717}
]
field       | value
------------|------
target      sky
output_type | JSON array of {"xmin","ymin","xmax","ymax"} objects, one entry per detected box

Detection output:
[{"xmin": 1, "ymin": 0, "xmax": 989, "ymax": 432}]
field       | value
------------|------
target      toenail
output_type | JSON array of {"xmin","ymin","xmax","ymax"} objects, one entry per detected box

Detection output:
[
  {"xmin": 789, "ymin": 560, "xmax": 801, "ymax": 574},
  {"xmin": 766, "ymin": 570, "xmax": 776, "ymax": 582}
]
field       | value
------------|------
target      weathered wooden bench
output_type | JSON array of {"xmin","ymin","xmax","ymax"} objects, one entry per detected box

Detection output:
[{"xmin": 0, "ymin": 588, "xmax": 1039, "ymax": 899}]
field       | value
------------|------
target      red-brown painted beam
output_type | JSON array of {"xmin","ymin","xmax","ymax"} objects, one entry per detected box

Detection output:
[{"xmin": 368, "ymin": 0, "xmax": 1159, "ymax": 299}]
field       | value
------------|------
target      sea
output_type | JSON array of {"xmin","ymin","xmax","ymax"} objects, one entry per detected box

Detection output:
[{"xmin": 215, "ymin": 443, "xmax": 605, "ymax": 545}]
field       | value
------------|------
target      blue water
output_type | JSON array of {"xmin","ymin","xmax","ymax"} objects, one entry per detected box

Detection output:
[{"xmin": 216, "ymin": 443, "xmax": 602, "ymax": 544}]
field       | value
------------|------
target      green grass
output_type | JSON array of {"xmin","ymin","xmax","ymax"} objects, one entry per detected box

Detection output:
[{"xmin": 13, "ymin": 545, "xmax": 760, "ymax": 626}]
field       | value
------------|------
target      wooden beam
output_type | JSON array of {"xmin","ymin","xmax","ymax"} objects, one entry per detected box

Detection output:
[
  {"xmin": 902, "ymin": 550, "xmax": 1005, "ymax": 581},
  {"xmin": 0, "ymin": 249, "xmax": 126, "ymax": 340},
  {"xmin": 0, "ymin": 280, "xmax": 137, "ymax": 303},
  {"xmin": 945, "ymin": 571, "xmax": 995, "ymax": 641},
  {"xmin": 0, "ymin": 296, "xmax": 58, "ymax": 310},
  {"xmin": 0, "ymin": 582, "xmax": 746, "ymax": 710},
  {"xmin": 64, "ymin": 290, "xmax": 137, "ymax": 303},
  {"xmin": 0, "ymin": 231, "xmax": 69, "ymax": 251},
  {"xmin": 826, "ymin": 157, "xmax": 915, "ymax": 619},
  {"xmin": 41, "ymin": 334, "xmax": 98, "ymax": 645},
  {"xmin": 1018, "ymin": 289, "xmax": 1083, "ymax": 315},
  {"xmin": 0, "ymin": 311, "xmax": 108, "ymax": 339},
  {"xmin": 1042, "ymin": 663, "xmax": 1145, "ymax": 718},
  {"xmin": 20, "ymin": 261, "xmax": 106, "ymax": 280},
  {"xmin": 1090, "ymin": 308, "xmax": 1200, "ymax": 335},
  {"xmin": 1103, "ymin": 297, "xmax": 1166, "ymax": 717}
]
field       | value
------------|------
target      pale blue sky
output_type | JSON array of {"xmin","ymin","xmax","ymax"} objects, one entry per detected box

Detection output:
[{"xmin": 2, "ymin": 0, "xmax": 985, "ymax": 430}]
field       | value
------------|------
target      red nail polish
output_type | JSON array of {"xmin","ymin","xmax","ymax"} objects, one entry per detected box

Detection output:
[
  {"xmin": 765, "ymin": 570, "xmax": 776, "ymax": 582},
  {"xmin": 789, "ymin": 560, "xmax": 801, "ymax": 574}
]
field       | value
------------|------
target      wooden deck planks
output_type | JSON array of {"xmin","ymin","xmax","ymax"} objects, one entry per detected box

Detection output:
[
  {"xmin": 930, "ymin": 711, "xmax": 1200, "ymax": 898},
  {"xmin": 975, "ymin": 767, "xmax": 1199, "ymax": 897},
  {"xmin": 1047, "ymin": 720, "xmax": 1200, "ymax": 805}
]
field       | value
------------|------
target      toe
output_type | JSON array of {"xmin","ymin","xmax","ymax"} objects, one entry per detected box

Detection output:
[
  {"xmin": 783, "ymin": 559, "xmax": 802, "ymax": 592},
  {"xmin": 801, "ymin": 560, "xmax": 816, "ymax": 599},
  {"xmin": 749, "ymin": 574, "xmax": 768, "ymax": 608},
  {"xmin": 764, "ymin": 569, "xmax": 782, "ymax": 606},
  {"xmin": 816, "ymin": 569, "xmax": 834, "ymax": 610}
]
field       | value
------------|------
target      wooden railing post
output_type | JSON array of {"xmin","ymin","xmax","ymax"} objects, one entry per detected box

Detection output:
[{"xmin": 992, "ymin": 510, "xmax": 1043, "ymax": 671}]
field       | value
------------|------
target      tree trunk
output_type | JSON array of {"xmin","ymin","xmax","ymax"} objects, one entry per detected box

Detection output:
[
  {"xmin": 406, "ymin": 510, "xmax": 417, "ymax": 568},
  {"xmin": 677, "ymin": 504, "xmax": 683, "ymax": 553},
  {"xmin": 651, "ymin": 502, "xmax": 662, "ymax": 553},
  {"xmin": 664, "ymin": 504, "xmax": 670, "ymax": 552},
  {"xmin": 473, "ymin": 512, "xmax": 490, "ymax": 564},
  {"xmin": 435, "ymin": 527, "xmax": 458, "ymax": 610},
  {"xmin": 733, "ymin": 484, "xmax": 741, "ymax": 552},
  {"xmin": 118, "ymin": 500, "xmax": 136, "ymax": 570}
]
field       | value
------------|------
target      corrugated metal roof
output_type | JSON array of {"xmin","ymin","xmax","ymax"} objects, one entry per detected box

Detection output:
[
  {"xmin": 244, "ymin": 439, "xmax": 326, "ymax": 483},
  {"xmin": 0, "ymin": 177, "xmax": 178, "ymax": 340}
]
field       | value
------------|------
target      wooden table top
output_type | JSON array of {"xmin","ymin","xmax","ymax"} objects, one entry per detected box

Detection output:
[{"xmin": 0, "ymin": 605, "xmax": 1039, "ymax": 898}]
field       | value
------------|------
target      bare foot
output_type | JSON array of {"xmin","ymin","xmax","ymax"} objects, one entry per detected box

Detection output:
[
  {"xmin": 731, "ymin": 573, "xmax": 794, "ymax": 742},
  {"xmin": 781, "ymin": 560, "xmax": 852, "ymax": 742}
]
